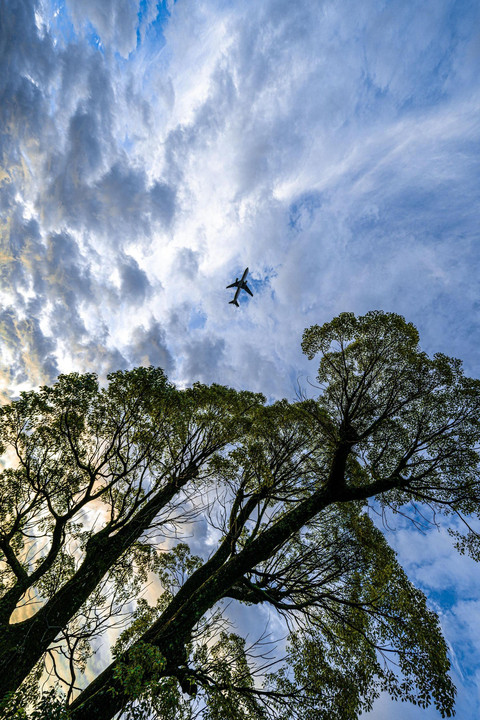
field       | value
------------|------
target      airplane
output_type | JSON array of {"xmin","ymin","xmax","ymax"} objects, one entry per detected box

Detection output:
[{"xmin": 226, "ymin": 267, "xmax": 253, "ymax": 306}]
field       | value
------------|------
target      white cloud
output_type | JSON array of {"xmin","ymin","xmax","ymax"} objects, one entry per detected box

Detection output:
[
  {"xmin": 2, "ymin": 0, "xmax": 480, "ymax": 713},
  {"xmin": 4, "ymin": 0, "xmax": 480, "ymax": 392},
  {"xmin": 65, "ymin": 0, "xmax": 140, "ymax": 57}
]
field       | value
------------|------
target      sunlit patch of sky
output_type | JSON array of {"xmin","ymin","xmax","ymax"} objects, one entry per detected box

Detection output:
[
  {"xmin": 137, "ymin": 0, "xmax": 172, "ymax": 49},
  {"xmin": 40, "ymin": 1, "xmax": 76, "ymax": 45},
  {"xmin": 44, "ymin": 0, "xmax": 174, "ymax": 60},
  {"xmin": 43, "ymin": 1, "xmax": 103, "ymax": 53}
]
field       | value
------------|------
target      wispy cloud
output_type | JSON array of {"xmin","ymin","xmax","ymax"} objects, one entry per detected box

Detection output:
[
  {"xmin": 3, "ymin": 0, "xmax": 480, "ymax": 393},
  {"xmin": 2, "ymin": 1, "xmax": 480, "ymax": 713}
]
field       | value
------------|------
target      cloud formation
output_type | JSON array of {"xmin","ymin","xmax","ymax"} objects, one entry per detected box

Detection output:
[
  {"xmin": 2, "ymin": 0, "xmax": 480, "ymax": 714},
  {"xmin": 3, "ymin": 0, "xmax": 480, "ymax": 396}
]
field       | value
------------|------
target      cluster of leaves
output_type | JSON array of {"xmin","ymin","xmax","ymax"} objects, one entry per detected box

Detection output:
[
  {"xmin": 108, "ymin": 507, "xmax": 456, "ymax": 720},
  {"xmin": 191, "ymin": 633, "xmax": 268, "ymax": 720},
  {"xmin": 0, "ymin": 688, "xmax": 68, "ymax": 720},
  {"xmin": 112, "ymin": 641, "xmax": 167, "ymax": 705},
  {"xmin": 264, "ymin": 509, "xmax": 455, "ymax": 719},
  {"xmin": 113, "ymin": 544, "xmax": 204, "ymax": 657},
  {"xmin": 1, "ymin": 311, "xmax": 480, "ymax": 720}
]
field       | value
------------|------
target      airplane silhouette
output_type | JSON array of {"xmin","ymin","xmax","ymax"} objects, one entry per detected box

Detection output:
[{"xmin": 226, "ymin": 267, "xmax": 253, "ymax": 307}]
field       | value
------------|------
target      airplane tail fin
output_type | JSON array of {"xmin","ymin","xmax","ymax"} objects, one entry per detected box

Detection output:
[{"xmin": 229, "ymin": 299, "xmax": 239, "ymax": 307}]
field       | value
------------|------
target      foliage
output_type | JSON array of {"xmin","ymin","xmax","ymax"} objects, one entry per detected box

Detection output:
[
  {"xmin": 0, "ymin": 688, "xmax": 69, "ymax": 720},
  {"xmin": 265, "ymin": 509, "xmax": 455, "ymax": 719},
  {"xmin": 1, "ymin": 311, "xmax": 480, "ymax": 719}
]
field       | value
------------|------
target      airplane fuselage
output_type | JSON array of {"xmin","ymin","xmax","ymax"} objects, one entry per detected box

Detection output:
[
  {"xmin": 232, "ymin": 267, "xmax": 248, "ymax": 304},
  {"xmin": 227, "ymin": 267, "xmax": 252, "ymax": 307}
]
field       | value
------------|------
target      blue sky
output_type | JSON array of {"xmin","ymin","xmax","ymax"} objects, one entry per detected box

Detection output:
[{"xmin": 1, "ymin": 0, "xmax": 480, "ymax": 716}]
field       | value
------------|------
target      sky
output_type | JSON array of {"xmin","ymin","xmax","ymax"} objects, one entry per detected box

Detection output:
[{"xmin": 1, "ymin": 0, "xmax": 480, "ymax": 717}]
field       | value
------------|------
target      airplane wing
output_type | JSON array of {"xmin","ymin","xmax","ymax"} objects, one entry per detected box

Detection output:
[
  {"xmin": 242, "ymin": 282, "xmax": 253, "ymax": 297},
  {"xmin": 226, "ymin": 281, "xmax": 240, "ymax": 289}
]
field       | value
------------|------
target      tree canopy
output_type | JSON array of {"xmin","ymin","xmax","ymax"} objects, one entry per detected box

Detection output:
[{"xmin": 1, "ymin": 310, "xmax": 480, "ymax": 719}]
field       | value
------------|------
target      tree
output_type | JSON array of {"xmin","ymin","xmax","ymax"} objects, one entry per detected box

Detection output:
[{"xmin": 1, "ymin": 310, "xmax": 479, "ymax": 719}]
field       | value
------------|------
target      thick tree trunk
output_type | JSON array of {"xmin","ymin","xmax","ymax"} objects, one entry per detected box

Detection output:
[
  {"xmin": 0, "ymin": 465, "xmax": 199, "ymax": 701},
  {"xmin": 68, "ymin": 480, "xmax": 341, "ymax": 720}
]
